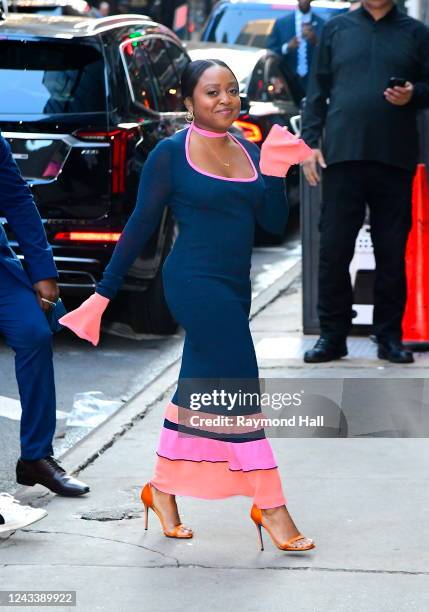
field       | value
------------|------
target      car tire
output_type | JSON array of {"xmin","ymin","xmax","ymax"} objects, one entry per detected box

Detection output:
[
  {"xmin": 105, "ymin": 216, "xmax": 178, "ymax": 336},
  {"xmin": 124, "ymin": 216, "xmax": 179, "ymax": 335}
]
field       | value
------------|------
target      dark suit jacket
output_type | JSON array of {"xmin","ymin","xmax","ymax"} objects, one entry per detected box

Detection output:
[
  {"xmin": 267, "ymin": 12, "xmax": 325, "ymax": 78},
  {"xmin": 0, "ymin": 132, "xmax": 58, "ymax": 288}
]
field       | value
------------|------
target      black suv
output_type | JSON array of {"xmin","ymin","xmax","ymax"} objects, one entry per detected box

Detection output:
[{"xmin": 0, "ymin": 13, "xmax": 191, "ymax": 333}]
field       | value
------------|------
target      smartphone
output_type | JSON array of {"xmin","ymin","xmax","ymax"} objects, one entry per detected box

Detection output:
[{"xmin": 387, "ymin": 77, "xmax": 407, "ymax": 88}]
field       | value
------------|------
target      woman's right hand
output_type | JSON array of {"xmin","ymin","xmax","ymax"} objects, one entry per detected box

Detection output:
[{"xmin": 59, "ymin": 293, "xmax": 110, "ymax": 346}]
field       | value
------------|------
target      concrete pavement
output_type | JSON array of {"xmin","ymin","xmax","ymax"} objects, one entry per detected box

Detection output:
[{"xmin": 1, "ymin": 275, "xmax": 428, "ymax": 612}]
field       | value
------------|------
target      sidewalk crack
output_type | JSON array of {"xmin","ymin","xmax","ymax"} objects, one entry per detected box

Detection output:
[
  {"xmin": 1, "ymin": 561, "xmax": 427, "ymax": 575},
  {"xmin": 20, "ymin": 528, "xmax": 179, "ymax": 566},
  {"xmin": 173, "ymin": 564, "xmax": 429, "ymax": 575}
]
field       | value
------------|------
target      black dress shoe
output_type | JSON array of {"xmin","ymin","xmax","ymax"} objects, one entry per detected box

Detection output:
[
  {"xmin": 377, "ymin": 337, "xmax": 414, "ymax": 364},
  {"xmin": 16, "ymin": 456, "xmax": 90, "ymax": 497},
  {"xmin": 304, "ymin": 336, "xmax": 348, "ymax": 363}
]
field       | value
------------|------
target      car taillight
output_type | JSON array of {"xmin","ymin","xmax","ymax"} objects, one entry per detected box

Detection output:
[
  {"xmin": 75, "ymin": 128, "xmax": 132, "ymax": 194},
  {"xmin": 233, "ymin": 120, "xmax": 263, "ymax": 144},
  {"xmin": 54, "ymin": 232, "xmax": 121, "ymax": 242}
]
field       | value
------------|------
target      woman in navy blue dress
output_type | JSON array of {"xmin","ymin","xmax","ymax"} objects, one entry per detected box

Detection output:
[{"xmin": 62, "ymin": 60, "xmax": 315, "ymax": 552}]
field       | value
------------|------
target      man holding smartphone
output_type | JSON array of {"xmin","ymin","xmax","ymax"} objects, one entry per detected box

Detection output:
[
  {"xmin": 0, "ymin": 132, "xmax": 89, "ymax": 496},
  {"xmin": 301, "ymin": 0, "xmax": 429, "ymax": 363},
  {"xmin": 267, "ymin": 0, "xmax": 325, "ymax": 104}
]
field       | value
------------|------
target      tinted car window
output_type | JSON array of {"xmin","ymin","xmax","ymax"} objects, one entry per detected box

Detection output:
[
  {"xmin": 143, "ymin": 37, "xmax": 183, "ymax": 112},
  {"xmin": 205, "ymin": 7, "xmax": 227, "ymax": 41},
  {"xmin": 204, "ymin": 5, "xmax": 348, "ymax": 47},
  {"xmin": 206, "ymin": 7, "xmax": 290, "ymax": 46},
  {"xmin": 236, "ymin": 18, "xmax": 276, "ymax": 47},
  {"xmin": 0, "ymin": 41, "xmax": 106, "ymax": 114},
  {"xmin": 164, "ymin": 40, "xmax": 190, "ymax": 84},
  {"xmin": 122, "ymin": 39, "xmax": 159, "ymax": 111}
]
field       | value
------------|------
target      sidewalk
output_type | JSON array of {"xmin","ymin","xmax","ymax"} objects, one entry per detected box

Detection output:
[{"xmin": 1, "ymin": 275, "xmax": 428, "ymax": 612}]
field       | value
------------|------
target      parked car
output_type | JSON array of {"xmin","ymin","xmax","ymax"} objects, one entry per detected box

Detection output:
[
  {"xmin": 186, "ymin": 41, "xmax": 301, "ymax": 233},
  {"xmin": 202, "ymin": 0, "xmax": 350, "ymax": 48},
  {"xmin": 0, "ymin": 13, "xmax": 191, "ymax": 334}
]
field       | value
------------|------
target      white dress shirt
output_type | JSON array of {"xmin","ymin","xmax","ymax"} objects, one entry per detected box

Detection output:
[{"xmin": 281, "ymin": 10, "xmax": 313, "ymax": 77}]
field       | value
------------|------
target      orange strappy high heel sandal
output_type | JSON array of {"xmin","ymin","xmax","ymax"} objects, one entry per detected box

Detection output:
[
  {"xmin": 250, "ymin": 505, "xmax": 315, "ymax": 551},
  {"xmin": 141, "ymin": 483, "xmax": 193, "ymax": 539}
]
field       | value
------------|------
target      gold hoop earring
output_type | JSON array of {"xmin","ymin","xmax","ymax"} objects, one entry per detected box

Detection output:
[{"xmin": 185, "ymin": 109, "xmax": 194, "ymax": 123}]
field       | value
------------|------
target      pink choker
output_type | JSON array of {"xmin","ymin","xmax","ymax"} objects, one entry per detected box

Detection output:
[{"xmin": 191, "ymin": 122, "xmax": 228, "ymax": 138}]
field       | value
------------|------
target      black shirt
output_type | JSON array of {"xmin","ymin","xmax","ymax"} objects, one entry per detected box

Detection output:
[{"xmin": 301, "ymin": 4, "xmax": 429, "ymax": 171}]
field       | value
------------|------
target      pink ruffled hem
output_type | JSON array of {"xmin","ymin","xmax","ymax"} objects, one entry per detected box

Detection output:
[
  {"xmin": 151, "ymin": 455, "xmax": 287, "ymax": 509},
  {"xmin": 157, "ymin": 427, "xmax": 278, "ymax": 471}
]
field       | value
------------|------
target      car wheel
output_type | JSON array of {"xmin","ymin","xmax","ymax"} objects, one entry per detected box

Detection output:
[{"xmin": 125, "ymin": 217, "xmax": 179, "ymax": 335}]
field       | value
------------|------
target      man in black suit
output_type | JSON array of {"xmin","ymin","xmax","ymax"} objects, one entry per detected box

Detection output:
[
  {"xmin": 301, "ymin": 0, "xmax": 429, "ymax": 364},
  {"xmin": 267, "ymin": 0, "xmax": 325, "ymax": 103}
]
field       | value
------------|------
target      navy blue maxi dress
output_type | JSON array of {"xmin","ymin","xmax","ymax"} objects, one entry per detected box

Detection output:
[{"xmin": 96, "ymin": 124, "xmax": 289, "ymax": 508}]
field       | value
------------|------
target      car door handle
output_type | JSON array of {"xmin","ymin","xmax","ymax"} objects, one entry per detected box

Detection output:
[{"xmin": 290, "ymin": 115, "xmax": 301, "ymax": 136}]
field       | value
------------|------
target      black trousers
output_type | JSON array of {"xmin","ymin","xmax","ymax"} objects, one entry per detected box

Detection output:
[{"xmin": 318, "ymin": 161, "xmax": 414, "ymax": 340}]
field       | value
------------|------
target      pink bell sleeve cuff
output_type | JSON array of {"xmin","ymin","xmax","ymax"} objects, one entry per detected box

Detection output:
[
  {"xmin": 58, "ymin": 293, "xmax": 110, "ymax": 346},
  {"xmin": 259, "ymin": 123, "xmax": 313, "ymax": 177}
]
